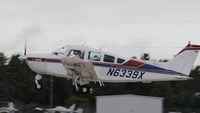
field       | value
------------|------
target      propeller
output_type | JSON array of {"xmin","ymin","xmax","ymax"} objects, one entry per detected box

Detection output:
[
  {"xmin": 19, "ymin": 38, "xmax": 28, "ymax": 60},
  {"xmin": 24, "ymin": 39, "xmax": 27, "ymax": 55}
]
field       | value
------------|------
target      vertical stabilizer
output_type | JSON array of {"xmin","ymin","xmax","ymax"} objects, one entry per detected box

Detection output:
[{"xmin": 162, "ymin": 42, "xmax": 200, "ymax": 76}]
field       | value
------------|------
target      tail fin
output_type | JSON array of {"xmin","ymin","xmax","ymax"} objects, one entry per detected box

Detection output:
[
  {"xmin": 69, "ymin": 104, "xmax": 75, "ymax": 110},
  {"xmin": 162, "ymin": 42, "xmax": 200, "ymax": 76},
  {"xmin": 75, "ymin": 108, "xmax": 84, "ymax": 113}
]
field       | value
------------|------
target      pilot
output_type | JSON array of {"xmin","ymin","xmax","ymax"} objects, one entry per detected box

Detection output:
[
  {"xmin": 94, "ymin": 55, "xmax": 100, "ymax": 61},
  {"xmin": 73, "ymin": 50, "xmax": 81, "ymax": 59}
]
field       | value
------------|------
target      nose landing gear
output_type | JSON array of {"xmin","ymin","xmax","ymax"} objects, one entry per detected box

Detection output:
[{"xmin": 35, "ymin": 74, "xmax": 42, "ymax": 89}]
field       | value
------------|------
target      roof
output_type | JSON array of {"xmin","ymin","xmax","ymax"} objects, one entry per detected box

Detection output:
[
  {"xmin": 96, "ymin": 94, "xmax": 164, "ymax": 100},
  {"xmin": 66, "ymin": 45, "xmax": 101, "ymax": 52},
  {"xmin": 55, "ymin": 45, "xmax": 129, "ymax": 60}
]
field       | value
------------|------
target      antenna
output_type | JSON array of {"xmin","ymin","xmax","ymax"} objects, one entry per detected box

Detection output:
[
  {"xmin": 100, "ymin": 45, "xmax": 104, "ymax": 51},
  {"xmin": 100, "ymin": 44, "xmax": 106, "ymax": 51},
  {"xmin": 82, "ymin": 42, "xmax": 86, "ymax": 46}
]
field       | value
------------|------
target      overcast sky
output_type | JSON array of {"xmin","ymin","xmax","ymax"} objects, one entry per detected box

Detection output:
[{"xmin": 1, "ymin": 0, "xmax": 200, "ymax": 65}]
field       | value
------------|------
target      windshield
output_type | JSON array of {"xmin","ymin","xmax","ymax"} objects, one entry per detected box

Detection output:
[{"xmin": 52, "ymin": 46, "xmax": 69, "ymax": 56}]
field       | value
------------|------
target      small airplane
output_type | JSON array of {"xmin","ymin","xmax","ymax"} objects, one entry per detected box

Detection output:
[
  {"xmin": 19, "ymin": 42, "xmax": 200, "ymax": 94},
  {"xmin": 0, "ymin": 102, "xmax": 18, "ymax": 113},
  {"xmin": 35, "ymin": 104, "xmax": 83, "ymax": 113}
]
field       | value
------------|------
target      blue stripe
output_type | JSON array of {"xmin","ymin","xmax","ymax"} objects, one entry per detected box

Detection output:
[
  {"xmin": 139, "ymin": 64, "xmax": 167, "ymax": 71},
  {"xmin": 46, "ymin": 59, "xmax": 61, "ymax": 63},
  {"xmin": 92, "ymin": 62, "xmax": 184, "ymax": 76}
]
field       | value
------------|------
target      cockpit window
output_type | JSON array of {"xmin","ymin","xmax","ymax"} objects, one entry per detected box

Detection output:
[
  {"xmin": 117, "ymin": 58, "xmax": 125, "ymax": 64},
  {"xmin": 88, "ymin": 51, "xmax": 101, "ymax": 61},
  {"xmin": 53, "ymin": 46, "xmax": 69, "ymax": 53},
  {"xmin": 67, "ymin": 50, "xmax": 85, "ymax": 59},
  {"xmin": 104, "ymin": 54, "xmax": 115, "ymax": 63},
  {"xmin": 53, "ymin": 52, "xmax": 58, "ymax": 55},
  {"xmin": 52, "ymin": 52, "xmax": 65, "ymax": 56},
  {"xmin": 52, "ymin": 46, "xmax": 69, "ymax": 56}
]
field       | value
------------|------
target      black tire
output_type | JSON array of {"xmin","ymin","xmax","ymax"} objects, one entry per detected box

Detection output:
[
  {"xmin": 89, "ymin": 88, "xmax": 93, "ymax": 94},
  {"xmin": 34, "ymin": 83, "xmax": 42, "ymax": 90},
  {"xmin": 81, "ymin": 85, "xmax": 89, "ymax": 94}
]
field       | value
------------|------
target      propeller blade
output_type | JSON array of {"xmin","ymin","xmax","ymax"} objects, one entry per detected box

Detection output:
[{"xmin": 24, "ymin": 39, "xmax": 27, "ymax": 55}]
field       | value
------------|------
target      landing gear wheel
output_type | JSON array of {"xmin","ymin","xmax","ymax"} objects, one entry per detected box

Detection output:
[
  {"xmin": 35, "ymin": 74, "xmax": 42, "ymax": 90},
  {"xmin": 89, "ymin": 88, "xmax": 93, "ymax": 94},
  {"xmin": 81, "ymin": 85, "xmax": 89, "ymax": 94},
  {"xmin": 37, "ymin": 84, "xmax": 42, "ymax": 89},
  {"xmin": 34, "ymin": 83, "xmax": 43, "ymax": 90},
  {"xmin": 73, "ymin": 85, "xmax": 93, "ymax": 94}
]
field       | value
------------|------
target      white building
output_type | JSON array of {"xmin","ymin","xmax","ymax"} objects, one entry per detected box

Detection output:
[{"xmin": 96, "ymin": 94, "xmax": 163, "ymax": 113}]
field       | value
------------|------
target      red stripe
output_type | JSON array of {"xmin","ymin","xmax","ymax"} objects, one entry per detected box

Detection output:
[
  {"xmin": 27, "ymin": 57, "xmax": 46, "ymax": 62},
  {"xmin": 177, "ymin": 44, "xmax": 200, "ymax": 55},
  {"xmin": 191, "ymin": 44, "xmax": 200, "ymax": 48},
  {"xmin": 123, "ymin": 60, "xmax": 144, "ymax": 67}
]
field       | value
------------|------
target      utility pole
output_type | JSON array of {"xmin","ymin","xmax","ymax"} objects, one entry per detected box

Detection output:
[{"xmin": 50, "ymin": 76, "xmax": 53, "ymax": 108}]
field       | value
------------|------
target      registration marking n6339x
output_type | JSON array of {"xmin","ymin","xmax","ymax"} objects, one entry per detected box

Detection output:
[{"xmin": 107, "ymin": 68, "xmax": 145, "ymax": 79}]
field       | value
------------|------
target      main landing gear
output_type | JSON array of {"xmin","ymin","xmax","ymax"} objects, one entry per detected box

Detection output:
[
  {"xmin": 35, "ymin": 74, "xmax": 42, "ymax": 89},
  {"xmin": 73, "ymin": 81, "xmax": 105, "ymax": 94},
  {"xmin": 73, "ymin": 85, "xmax": 93, "ymax": 94},
  {"xmin": 71, "ymin": 71, "xmax": 93, "ymax": 94}
]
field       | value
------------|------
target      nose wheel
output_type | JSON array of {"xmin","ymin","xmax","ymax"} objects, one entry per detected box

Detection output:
[{"xmin": 35, "ymin": 74, "xmax": 42, "ymax": 89}]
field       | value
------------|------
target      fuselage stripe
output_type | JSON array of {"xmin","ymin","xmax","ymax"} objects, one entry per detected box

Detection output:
[{"xmin": 27, "ymin": 57, "xmax": 186, "ymax": 76}]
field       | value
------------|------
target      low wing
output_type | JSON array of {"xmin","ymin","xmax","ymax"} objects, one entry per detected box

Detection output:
[
  {"xmin": 69, "ymin": 104, "xmax": 76, "ymax": 110},
  {"xmin": 35, "ymin": 107, "xmax": 44, "ymax": 111},
  {"xmin": 61, "ymin": 57, "xmax": 98, "ymax": 84}
]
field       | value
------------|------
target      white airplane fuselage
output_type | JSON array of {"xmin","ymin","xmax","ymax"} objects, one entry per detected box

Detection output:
[{"xmin": 24, "ymin": 44, "xmax": 196, "ymax": 84}]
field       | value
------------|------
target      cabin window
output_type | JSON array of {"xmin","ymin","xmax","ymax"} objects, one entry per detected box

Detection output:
[
  {"xmin": 117, "ymin": 58, "xmax": 125, "ymax": 64},
  {"xmin": 67, "ymin": 50, "xmax": 85, "ymax": 59},
  {"xmin": 88, "ymin": 51, "xmax": 101, "ymax": 61},
  {"xmin": 104, "ymin": 54, "xmax": 115, "ymax": 63}
]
